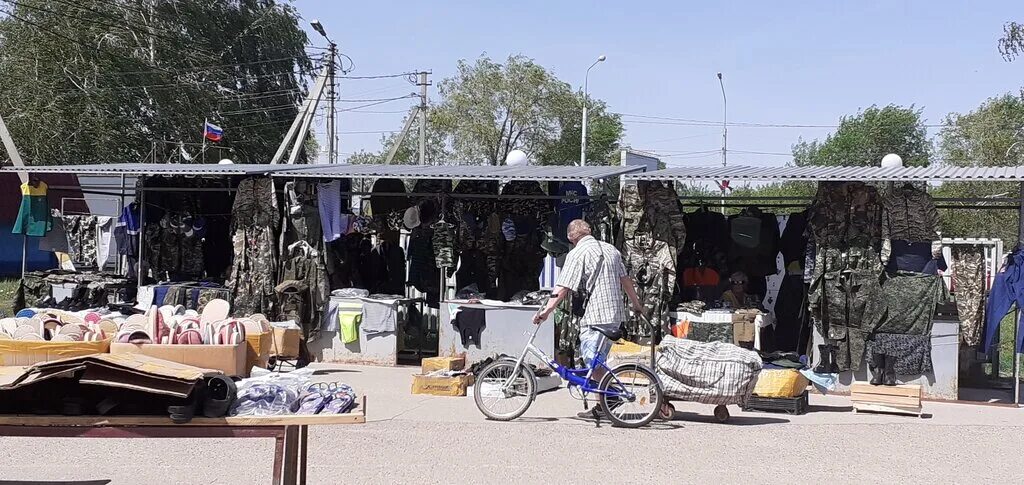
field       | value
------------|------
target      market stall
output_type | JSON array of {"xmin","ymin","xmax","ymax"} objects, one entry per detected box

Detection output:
[
  {"xmin": 2, "ymin": 162, "xmax": 643, "ymax": 373},
  {"xmin": 623, "ymin": 164, "xmax": 1024, "ymax": 404}
]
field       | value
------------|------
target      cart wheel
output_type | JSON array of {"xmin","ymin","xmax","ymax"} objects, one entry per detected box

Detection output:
[
  {"xmin": 658, "ymin": 403, "xmax": 675, "ymax": 421},
  {"xmin": 713, "ymin": 405, "xmax": 730, "ymax": 423}
]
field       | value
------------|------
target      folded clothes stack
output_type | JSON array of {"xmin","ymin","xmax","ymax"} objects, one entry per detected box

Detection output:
[{"xmin": 228, "ymin": 370, "xmax": 359, "ymax": 417}]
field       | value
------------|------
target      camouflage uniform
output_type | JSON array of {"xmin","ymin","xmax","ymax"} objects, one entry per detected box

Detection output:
[
  {"xmin": 279, "ymin": 241, "xmax": 329, "ymax": 341},
  {"xmin": 881, "ymin": 184, "xmax": 940, "ymax": 243},
  {"xmin": 875, "ymin": 272, "xmax": 947, "ymax": 336},
  {"xmin": 554, "ymin": 296, "xmax": 579, "ymax": 365},
  {"xmin": 952, "ymin": 246, "xmax": 986, "ymax": 347},
  {"xmin": 619, "ymin": 181, "xmax": 686, "ymax": 339},
  {"xmin": 228, "ymin": 177, "xmax": 279, "ymax": 316},
  {"xmin": 807, "ymin": 182, "xmax": 885, "ymax": 371},
  {"xmin": 808, "ymin": 268, "xmax": 886, "ymax": 371},
  {"xmin": 197, "ymin": 288, "xmax": 230, "ymax": 312}
]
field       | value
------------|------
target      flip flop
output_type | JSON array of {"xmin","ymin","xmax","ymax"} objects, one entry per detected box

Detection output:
[
  {"xmin": 200, "ymin": 299, "xmax": 230, "ymax": 326},
  {"xmin": 293, "ymin": 391, "xmax": 332, "ymax": 415},
  {"xmin": 84, "ymin": 312, "xmax": 101, "ymax": 325},
  {"xmin": 320, "ymin": 388, "xmax": 356, "ymax": 414},
  {"xmin": 0, "ymin": 318, "xmax": 18, "ymax": 337},
  {"xmin": 15, "ymin": 309, "xmax": 36, "ymax": 319}
]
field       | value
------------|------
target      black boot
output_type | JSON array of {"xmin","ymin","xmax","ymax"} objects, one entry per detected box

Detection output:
[
  {"xmin": 828, "ymin": 345, "xmax": 841, "ymax": 373},
  {"xmin": 813, "ymin": 344, "xmax": 832, "ymax": 373},
  {"xmin": 883, "ymin": 354, "xmax": 897, "ymax": 386},
  {"xmin": 869, "ymin": 352, "xmax": 885, "ymax": 386}
]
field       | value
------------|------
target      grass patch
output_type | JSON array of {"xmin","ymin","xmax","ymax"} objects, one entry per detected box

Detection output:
[{"xmin": 0, "ymin": 277, "xmax": 19, "ymax": 318}]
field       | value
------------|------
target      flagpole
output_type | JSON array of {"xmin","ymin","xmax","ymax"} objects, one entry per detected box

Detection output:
[{"xmin": 201, "ymin": 118, "xmax": 207, "ymax": 163}]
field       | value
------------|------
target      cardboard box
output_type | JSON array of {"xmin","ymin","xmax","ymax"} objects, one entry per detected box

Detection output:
[
  {"xmin": 1, "ymin": 353, "xmax": 218, "ymax": 398},
  {"xmin": 421, "ymin": 356, "xmax": 465, "ymax": 374},
  {"xmin": 271, "ymin": 327, "xmax": 301, "ymax": 358},
  {"xmin": 110, "ymin": 341, "xmax": 247, "ymax": 377},
  {"xmin": 245, "ymin": 331, "xmax": 272, "ymax": 372},
  {"xmin": 411, "ymin": 374, "xmax": 472, "ymax": 397},
  {"xmin": 0, "ymin": 339, "xmax": 111, "ymax": 367}
]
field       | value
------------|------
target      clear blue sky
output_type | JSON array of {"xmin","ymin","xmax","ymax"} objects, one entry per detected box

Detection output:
[{"xmin": 293, "ymin": 0, "xmax": 1024, "ymax": 166}]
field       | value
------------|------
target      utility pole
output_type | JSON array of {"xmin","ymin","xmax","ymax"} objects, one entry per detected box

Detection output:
[
  {"xmin": 417, "ymin": 71, "xmax": 430, "ymax": 165},
  {"xmin": 326, "ymin": 42, "xmax": 338, "ymax": 164}
]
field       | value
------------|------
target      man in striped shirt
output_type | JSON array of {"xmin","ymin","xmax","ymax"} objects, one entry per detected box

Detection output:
[{"xmin": 534, "ymin": 220, "xmax": 644, "ymax": 368}]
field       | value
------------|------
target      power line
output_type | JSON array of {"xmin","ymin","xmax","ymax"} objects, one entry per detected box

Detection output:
[{"xmin": 340, "ymin": 72, "xmax": 418, "ymax": 80}]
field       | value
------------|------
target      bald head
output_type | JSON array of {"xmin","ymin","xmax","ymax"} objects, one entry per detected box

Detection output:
[{"xmin": 567, "ymin": 219, "xmax": 592, "ymax": 245}]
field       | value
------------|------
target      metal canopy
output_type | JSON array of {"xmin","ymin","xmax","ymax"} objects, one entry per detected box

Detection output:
[
  {"xmin": 270, "ymin": 163, "xmax": 645, "ymax": 181},
  {"xmin": 625, "ymin": 165, "xmax": 1024, "ymax": 182},
  {"xmin": 1, "ymin": 163, "xmax": 645, "ymax": 181},
  {"xmin": 0, "ymin": 163, "xmax": 288, "ymax": 176}
]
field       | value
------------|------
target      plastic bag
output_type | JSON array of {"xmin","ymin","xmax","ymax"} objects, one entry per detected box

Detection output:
[{"xmin": 229, "ymin": 368, "xmax": 315, "ymax": 416}]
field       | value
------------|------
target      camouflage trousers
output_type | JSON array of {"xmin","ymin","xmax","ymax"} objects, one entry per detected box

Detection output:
[
  {"xmin": 555, "ymin": 296, "xmax": 579, "ymax": 365},
  {"xmin": 432, "ymin": 222, "xmax": 457, "ymax": 269},
  {"xmin": 64, "ymin": 215, "xmax": 98, "ymax": 266},
  {"xmin": 228, "ymin": 226, "xmax": 277, "ymax": 316},
  {"xmin": 953, "ymin": 246, "xmax": 986, "ymax": 347}
]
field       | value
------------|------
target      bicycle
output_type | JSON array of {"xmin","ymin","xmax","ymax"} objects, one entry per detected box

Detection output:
[{"xmin": 473, "ymin": 317, "xmax": 664, "ymax": 428}]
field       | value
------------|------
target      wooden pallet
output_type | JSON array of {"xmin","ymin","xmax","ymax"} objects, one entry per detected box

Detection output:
[{"xmin": 850, "ymin": 382, "xmax": 922, "ymax": 417}]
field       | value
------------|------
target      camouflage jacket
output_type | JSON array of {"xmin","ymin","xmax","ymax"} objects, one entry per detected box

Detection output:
[
  {"xmin": 807, "ymin": 182, "xmax": 882, "ymax": 249},
  {"xmin": 881, "ymin": 184, "xmax": 940, "ymax": 243}
]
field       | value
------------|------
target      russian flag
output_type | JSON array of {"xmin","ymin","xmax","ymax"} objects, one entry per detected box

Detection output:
[{"xmin": 204, "ymin": 121, "xmax": 223, "ymax": 142}]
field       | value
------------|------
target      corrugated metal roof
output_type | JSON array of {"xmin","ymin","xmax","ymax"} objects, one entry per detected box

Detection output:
[
  {"xmin": 625, "ymin": 165, "xmax": 1024, "ymax": 182},
  {"xmin": 2, "ymin": 163, "xmax": 644, "ymax": 181},
  {"xmin": 0, "ymin": 163, "xmax": 283, "ymax": 176},
  {"xmin": 271, "ymin": 164, "xmax": 644, "ymax": 181}
]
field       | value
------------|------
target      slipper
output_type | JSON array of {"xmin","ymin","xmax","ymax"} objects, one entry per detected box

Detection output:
[
  {"xmin": 215, "ymin": 320, "xmax": 244, "ymax": 345},
  {"xmin": 200, "ymin": 299, "xmax": 230, "ymax": 326},
  {"xmin": 15, "ymin": 309, "xmax": 36, "ymax": 319},
  {"xmin": 0, "ymin": 333, "xmax": 10, "ymax": 340},
  {"xmin": 115, "ymin": 329, "xmax": 152, "ymax": 344},
  {"xmin": 122, "ymin": 314, "xmax": 147, "ymax": 332},
  {"xmin": 320, "ymin": 387, "xmax": 356, "ymax": 414},
  {"xmin": 97, "ymin": 319, "xmax": 119, "ymax": 336},
  {"xmin": 293, "ymin": 391, "xmax": 332, "ymax": 415},
  {"xmin": 175, "ymin": 328, "xmax": 204, "ymax": 345},
  {"xmin": 83, "ymin": 312, "xmax": 101, "ymax": 325},
  {"xmin": 0, "ymin": 318, "xmax": 18, "ymax": 337},
  {"xmin": 13, "ymin": 323, "xmax": 40, "ymax": 340}
]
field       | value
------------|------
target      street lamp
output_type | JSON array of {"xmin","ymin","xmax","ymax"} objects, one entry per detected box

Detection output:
[
  {"xmin": 717, "ymin": 72, "xmax": 727, "ymax": 167},
  {"xmin": 580, "ymin": 54, "xmax": 607, "ymax": 167},
  {"xmin": 310, "ymin": 19, "xmax": 338, "ymax": 164}
]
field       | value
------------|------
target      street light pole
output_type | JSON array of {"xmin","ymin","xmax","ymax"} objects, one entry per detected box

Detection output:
[
  {"xmin": 580, "ymin": 55, "xmax": 606, "ymax": 167},
  {"xmin": 717, "ymin": 72, "xmax": 727, "ymax": 167},
  {"xmin": 311, "ymin": 20, "xmax": 337, "ymax": 164}
]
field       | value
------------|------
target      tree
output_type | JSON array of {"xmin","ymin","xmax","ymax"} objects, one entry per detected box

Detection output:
[
  {"xmin": 934, "ymin": 93, "xmax": 1024, "ymax": 244},
  {"xmin": 347, "ymin": 55, "xmax": 624, "ymax": 166},
  {"xmin": 999, "ymin": 22, "xmax": 1024, "ymax": 61},
  {"xmin": 0, "ymin": 0, "xmax": 314, "ymax": 166},
  {"xmin": 792, "ymin": 105, "xmax": 931, "ymax": 167}
]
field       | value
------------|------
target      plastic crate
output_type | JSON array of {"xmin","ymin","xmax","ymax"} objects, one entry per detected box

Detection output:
[{"xmin": 741, "ymin": 391, "xmax": 809, "ymax": 415}]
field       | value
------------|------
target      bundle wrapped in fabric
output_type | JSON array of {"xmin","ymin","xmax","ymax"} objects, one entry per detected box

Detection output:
[{"xmin": 656, "ymin": 336, "xmax": 763, "ymax": 405}]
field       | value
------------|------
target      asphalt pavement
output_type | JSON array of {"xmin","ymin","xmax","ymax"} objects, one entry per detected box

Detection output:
[{"xmin": 3, "ymin": 363, "xmax": 1024, "ymax": 484}]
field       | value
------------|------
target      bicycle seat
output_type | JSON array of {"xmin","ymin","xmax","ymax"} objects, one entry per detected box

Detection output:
[{"xmin": 590, "ymin": 323, "xmax": 623, "ymax": 341}]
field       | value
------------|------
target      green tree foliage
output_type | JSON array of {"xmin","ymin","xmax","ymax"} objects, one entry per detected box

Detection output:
[
  {"xmin": 0, "ymin": 0, "xmax": 314, "ymax": 165},
  {"xmin": 792, "ymin": 105, "xmax": 931, "ymax": 167},
  {"xmin": 346, "ymin": 111, "xmax": 452, "ymax": 165},
  {"xmin": 999, "ymin": 22, "xmax": 1024, "ymax": 61},
  {"xmin": 347, "ymin": 55, "xmax": 623, "ymax": 166},
  {"xmin": 934, "ymin": 93, "xmax": 1024, "ymax": 244}
]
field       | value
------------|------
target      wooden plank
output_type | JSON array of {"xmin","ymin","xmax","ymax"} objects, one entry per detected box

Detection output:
[
  {"xmin": 851, "ymin": 394, "xmax": 920, "ymax": 407},
  {"xmin": 850, "ymin": 382, "xmax": 921, "ymax": 398},
  {"xmin": 0, "ymin": 396, "xmax": 367, "ymax": 427},
  {"xmin": 853, "ymin": 403, "xmax": 922, "ymax": 416}
]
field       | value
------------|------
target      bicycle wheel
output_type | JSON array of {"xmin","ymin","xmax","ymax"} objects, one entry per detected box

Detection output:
[
  {"xmin": 473, "ymin": 360, "xmax": 537, "ymax": 421},
  {"xmin": 599, "ymin": 364, "xmax": 663, "ymax": 428}
]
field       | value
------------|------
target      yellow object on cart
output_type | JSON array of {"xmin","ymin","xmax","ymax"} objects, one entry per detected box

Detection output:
[{"xmin": 753, "ymin": 369, "xmax": 809, "ymax": 398}]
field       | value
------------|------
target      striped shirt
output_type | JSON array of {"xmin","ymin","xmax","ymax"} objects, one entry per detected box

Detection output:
[{"xmin": 555, "ymin": 236, "xmax": 627, "ymax": 327}]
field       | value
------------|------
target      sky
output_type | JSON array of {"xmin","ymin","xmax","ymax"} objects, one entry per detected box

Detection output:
[{"xmin": 292, "ymin": 0, "xmax": 1024, "ymax": 167}]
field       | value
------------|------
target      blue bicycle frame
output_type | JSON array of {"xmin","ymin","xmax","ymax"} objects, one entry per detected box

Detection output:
[{"xmin": 506, "ymin": 320, "xmax": 637, "ymax": 399}]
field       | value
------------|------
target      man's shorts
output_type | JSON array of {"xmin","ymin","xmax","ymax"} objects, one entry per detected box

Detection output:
[{"xmin": 579, "ymin": 325, "xmax": 613, "ymax": 367}]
